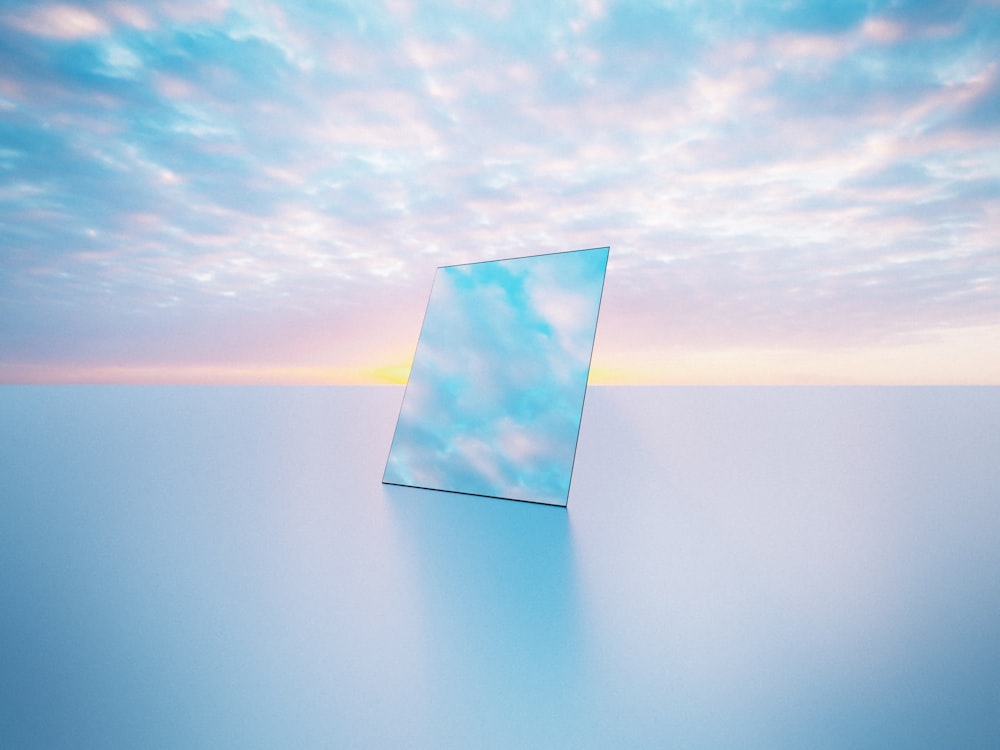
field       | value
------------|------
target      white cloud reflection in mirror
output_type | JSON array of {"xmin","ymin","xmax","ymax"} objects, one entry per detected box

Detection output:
[{"xmin": 383, "ymin": 247, "xmax": 609, "ymax": 506}]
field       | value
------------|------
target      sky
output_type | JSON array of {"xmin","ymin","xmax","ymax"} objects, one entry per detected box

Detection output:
[
  {"xmin": 384, "ymin": 248, "xmax": 607, "ymax": 505},
  {"xmin": 0, "ymin": 0, "xmax": 998, "ymax": 384}
]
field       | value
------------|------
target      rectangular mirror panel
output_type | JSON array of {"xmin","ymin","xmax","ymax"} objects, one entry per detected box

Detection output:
[{"xmin": 383, "ymin": 247, "xmax": 609, "ymax": 506}]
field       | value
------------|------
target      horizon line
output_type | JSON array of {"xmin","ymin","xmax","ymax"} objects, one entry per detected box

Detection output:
[{"xmin": 1, "ymin": 363, "xmax": 997, "ymax": 386}]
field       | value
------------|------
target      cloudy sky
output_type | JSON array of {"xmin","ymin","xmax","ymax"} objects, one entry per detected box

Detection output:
[
  {"xmin": 384, "ymin": 248, "xmax": 606, "ymax": 505},
  {"xmin": 1, "ymin": 0, "xmax": 998, "ymax": 384}
]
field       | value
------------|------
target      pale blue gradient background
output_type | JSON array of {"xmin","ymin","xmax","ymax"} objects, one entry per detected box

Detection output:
[
  {"xmin": 384, "ymin": 248, "xmax": 608, "ymax": 505},
  {"xmin": 2, "ymin": 386, "xmax": 1000, "ymax": 748}
]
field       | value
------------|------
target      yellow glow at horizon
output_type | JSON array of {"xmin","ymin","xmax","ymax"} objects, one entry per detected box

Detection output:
[
  {"xmin": 0, "ymin": 363, "xmax": 388, "ymax": 385},
  {"xmin": 2, "ymin": 324, "xmax": 998, "ymax": 385},
  {"xmin": 365, "ymin": 364, "xmax": 411, "ymax": 384}
]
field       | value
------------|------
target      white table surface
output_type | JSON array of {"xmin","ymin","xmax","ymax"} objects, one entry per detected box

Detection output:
[{"xmin": 2, "ymin": 386, "xmax": 999, "ymax": 749}]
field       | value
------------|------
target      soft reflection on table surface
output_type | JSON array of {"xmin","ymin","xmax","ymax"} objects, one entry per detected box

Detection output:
[{"xmin": 2, "ymin": 386, "xmax": 999, "ymax": 748}]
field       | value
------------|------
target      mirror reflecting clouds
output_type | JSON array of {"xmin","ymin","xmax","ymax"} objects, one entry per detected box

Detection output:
[{"xmin": 383, "ymin": 247, "xmax": 609, "ymax": 506}]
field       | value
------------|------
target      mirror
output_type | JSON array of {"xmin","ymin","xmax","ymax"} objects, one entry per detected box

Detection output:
[{"xmin": 383, "ymin": 247, "xmax": 609, "ymax": 506}]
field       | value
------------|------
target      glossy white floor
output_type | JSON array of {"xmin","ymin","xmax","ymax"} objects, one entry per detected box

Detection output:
[{"xmin": 3, "ymin": 386, "xmax": 999, "ymax": 748}]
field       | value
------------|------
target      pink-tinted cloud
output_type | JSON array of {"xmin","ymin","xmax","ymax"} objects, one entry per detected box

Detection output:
[{"xmin": 3, "ymin": 4, "xmax": 109, "ymax": 39}]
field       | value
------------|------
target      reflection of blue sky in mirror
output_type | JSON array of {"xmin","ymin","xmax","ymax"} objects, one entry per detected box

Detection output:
[{"xmin": 383, "ymin": 248, "xmax": 608, "ymax": 506}]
